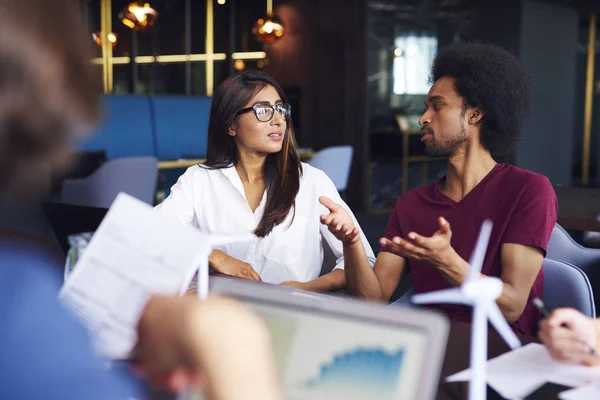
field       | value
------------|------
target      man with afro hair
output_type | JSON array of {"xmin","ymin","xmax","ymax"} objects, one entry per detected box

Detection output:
[{"xmin": 319, "ymin": 43, "xmax": 557, "ymax": 336}]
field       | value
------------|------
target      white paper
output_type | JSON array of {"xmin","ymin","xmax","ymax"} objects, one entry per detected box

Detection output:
[
  {"xmin": 446, "ymin": 343, "xmax": 600, "ymax": 399},
  {"xmin": 559, "ymin": 382, "xmax": 600, "ymax": 400},
  {"xmin": 59, "ymin": 193, "xmax": 217, "ymax": 359}
]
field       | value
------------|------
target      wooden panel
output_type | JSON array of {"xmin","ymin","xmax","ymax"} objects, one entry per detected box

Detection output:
[{"xmin": 265, "ymin": 0, "xmax": 368, "ymax": 210}]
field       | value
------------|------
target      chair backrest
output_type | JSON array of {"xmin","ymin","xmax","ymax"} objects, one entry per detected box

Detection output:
[
  {"xmin": 61, "ymin": 156, "xmax": 158, "ymax": 209},
  {"xmin": 151, "ymin": 96, "xmax": 211, "ymax": 159},
  {"xmin": 307, "ymin": 146, "xmax": 353, "ymax": 191},
  {"xmin": 547, "ymin": 224, "xmax": 600, "ymax": 270},
  {"xmin": 543, "ymin": 258, "xmax": 596, "ymax": 318}
]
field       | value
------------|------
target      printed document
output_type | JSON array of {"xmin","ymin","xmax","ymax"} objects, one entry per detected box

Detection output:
[
  {"xmin": 59, "ymin": 193, "xmax": 215, "ymax": 359},
  {"xmin": 446, "ymin": 343, "xmax": 600, "ymax": 399}
]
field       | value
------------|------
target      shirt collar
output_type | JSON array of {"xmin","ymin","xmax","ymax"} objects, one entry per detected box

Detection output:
[{"xmin": 220, "ymin": 164, "xmax": 267, "ymax": 210}]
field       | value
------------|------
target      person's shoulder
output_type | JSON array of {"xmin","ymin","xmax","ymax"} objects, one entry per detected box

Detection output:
[
  {"xmin": 0, "ymin": 238, "xmax": 63, "ymax": 289},
  {"xmin": 497, "ymin": 164, "xmax": 552, "ymax": 190},
  {"xmin": 188, "ymin": 163, "xmax": 214, "ymax": 176},
  {"xmin": 185, "ymin": 163, "xmax": 232, "ymax": 182},
  {"xmin": 297, "ymin": 163, "xmax": 339, "ymax": 198},
  {"xmin": 0, "ymin": 238, "xmax": 62, "ymax": 272},
  {"xmin": 300, "ymin": 162, "xmax": 326, "ymax": 181},
  {"xmin": 299, "ymin": 162, "xmax": 332, "ymax": 187},
  {"xmin": 0, "ymin": 240, "xmax": 143, "ymax": 400}
]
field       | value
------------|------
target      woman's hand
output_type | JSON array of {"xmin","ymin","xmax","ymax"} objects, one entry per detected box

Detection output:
[{"xmin": 209, "ymin": 250, "xmax": 262, "ymax": 281}]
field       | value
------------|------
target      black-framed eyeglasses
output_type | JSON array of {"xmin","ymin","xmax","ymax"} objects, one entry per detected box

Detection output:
[{"xmin": 235, "ymin": 103, "xmax": 291, "ymax": 122}]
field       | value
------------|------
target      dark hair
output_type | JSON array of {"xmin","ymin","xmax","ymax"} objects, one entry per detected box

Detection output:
[
  {"xmin": 431, "ymin": 43, "xmax": 532, "ymax": 155},
  {"xmin": 0, "ymin": 0, "xmax": 101, "ymax": 194},
  {"xmin": 205, "ymin": 70, "xmax": 301, "ymax": 237}
]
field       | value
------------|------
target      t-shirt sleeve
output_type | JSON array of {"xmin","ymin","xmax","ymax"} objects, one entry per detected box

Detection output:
[
  {"xmin": 0, "ymin": 247, "xmax": 143, "ymax": 400},
  {"xmin": 502, "ymin": 174, "xmax": 558, "ymax": 254},
  {"xmin": 379, "ymin": 198, "xmax": 405, "ymax": 254}
]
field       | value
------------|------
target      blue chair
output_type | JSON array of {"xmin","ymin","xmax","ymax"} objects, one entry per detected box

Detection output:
[
  {"xmin": 307, "ymin": 146, "xmax": 353, "ymax": 192},
  {"xmin": 78, "ymin": 96, "xmax": 155, "ymax": 159},
  {"xmin": 543, "ymin": 258, "xmax": 596, "ymax": 318},
  {"xmin": 60, "ymin": 156, "xmax": 158, "ymax": 208}
]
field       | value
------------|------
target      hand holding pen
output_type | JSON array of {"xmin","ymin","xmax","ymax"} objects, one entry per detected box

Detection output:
[{"xmin": 534, "ymin": 298, "xmax": 600, "ymax": 365}]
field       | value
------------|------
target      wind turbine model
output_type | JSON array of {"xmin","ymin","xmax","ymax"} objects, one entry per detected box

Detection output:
[{"xmin": 412, "ymin": 220, "xmax": 522, "ymax": 400}]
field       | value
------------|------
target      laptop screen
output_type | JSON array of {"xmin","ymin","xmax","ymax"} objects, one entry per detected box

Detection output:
[{"xmin": 246, "ymin": 299, "xmax": 429, "ymax": 400}]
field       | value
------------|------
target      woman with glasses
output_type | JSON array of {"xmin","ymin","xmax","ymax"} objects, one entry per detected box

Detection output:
[{"xmin": 156, "ymin": 70, "xmax": 375, "ymax": 291}]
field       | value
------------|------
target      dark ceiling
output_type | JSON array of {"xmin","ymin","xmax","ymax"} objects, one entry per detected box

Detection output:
[{"xmin": 368, "ymin": 0, "xmax": 599, "ymax": 41}]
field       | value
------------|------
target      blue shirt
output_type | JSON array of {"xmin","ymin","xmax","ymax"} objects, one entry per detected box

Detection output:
[{"xmin": 0, "ymin": 238, "xmax": 144, "ymax": 400}]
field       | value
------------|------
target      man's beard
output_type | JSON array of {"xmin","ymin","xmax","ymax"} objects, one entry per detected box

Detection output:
[{"xmin": 424, "ymin": 126, "xmax": 468, "ymax": 157}]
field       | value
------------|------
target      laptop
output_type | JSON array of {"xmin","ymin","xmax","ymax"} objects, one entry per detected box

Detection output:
[
  {"xmin": 209, "ymin": 276, "xmax": 449, "ymax": 400},
  {"xmin": 42, "ymin": 202, "xmax": 108, "ymax": 255}
]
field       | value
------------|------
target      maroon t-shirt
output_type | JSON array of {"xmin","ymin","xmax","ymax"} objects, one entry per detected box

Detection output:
[{"xmin": 382, "ymin": 163, "xmax": 558, "ymax": 336}]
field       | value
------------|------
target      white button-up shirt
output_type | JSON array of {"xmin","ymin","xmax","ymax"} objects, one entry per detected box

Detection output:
[{"xmin": 154, "ymin": 163, "xmax": 376, "ymax": 284}]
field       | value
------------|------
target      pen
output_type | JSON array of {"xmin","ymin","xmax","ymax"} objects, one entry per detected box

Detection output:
[
  {"xmin": 533, "ymin": 297, "xmax": 600, "ymax": 358},
  {"xmin": 532, "ymin": 298, "xmax": 551, "ymax": 319}
]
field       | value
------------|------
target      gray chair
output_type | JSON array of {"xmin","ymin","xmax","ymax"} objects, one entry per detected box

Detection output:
[
  {"xmin": 543, "ymin": 258, "xmax": 596, "ymax": 318},
  {"xmin": 61, "ymin": 156, "xmax": 158, "ymax": 208},
  {"xmin": 389, "ymin": 284, "xmax": 414, "ymax": 306},
  {"xmin": 547, "ymin": 224, "xmax": 600, "ymax": 270},
  {"xmin": 307, "ymin": 146, "xmax": 353, "ymax": 192},
  {"xmin": 392, "ymin": 259, "xmax": 596, "ymax": 318},
  {"xmin": 547, "ymin": 223, "xmax": 600, "ymax": 311},
  {"xmin": 387, "ymin": 268, "xmax": 414, "ymax": 306}
]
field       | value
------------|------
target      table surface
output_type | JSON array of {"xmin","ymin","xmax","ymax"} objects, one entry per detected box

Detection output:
[
  {"xmin": 157, "ymin": 151, "xmax": 317, "ymax": 170},
  {"xmin": 438, "ymin": 322, "xmax": 558, "ymax": 400}
]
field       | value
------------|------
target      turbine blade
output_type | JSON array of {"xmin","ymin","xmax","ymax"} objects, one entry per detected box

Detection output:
[
  {"xmin": 484, "ymin": 300, "xmax": 522, "ymax": 350},
  {"xmin": 412, "ymin": 288, "xmax": 469, "ymax": 306},
  {"xmin": 467, "ymin": 220, "xmax": 493, "ymax": 282}
]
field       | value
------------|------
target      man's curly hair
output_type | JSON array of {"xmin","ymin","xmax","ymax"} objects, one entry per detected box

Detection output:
[{"xmin": 431, "ymin": 43, "xmax": 532, "ymax": 155}]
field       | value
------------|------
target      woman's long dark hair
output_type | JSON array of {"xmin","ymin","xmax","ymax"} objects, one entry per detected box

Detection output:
[{"xmin": 204, "ymin": 70, "xmax": 301, "ymax": 237}]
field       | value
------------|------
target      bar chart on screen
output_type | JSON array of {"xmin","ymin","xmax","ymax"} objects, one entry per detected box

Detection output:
[
  {"xmin": 242, "ymin": 302, "xmax": 428, "ymax": 400},
  {"xmin": 279, "ymin": 318, "xmax": 424, "ymax": 399},
  {"xmin": 297, "ymin": 347, "xmax": 405, "ymax": 398}
]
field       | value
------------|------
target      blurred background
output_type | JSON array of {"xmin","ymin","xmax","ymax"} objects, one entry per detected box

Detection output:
[
  {"xmin": 78, "ymin": 0, "xmax": 600, "ymax": 210},
  {"xmin": 6, "ymin": 0, "xmax": 600, "ymax": 253}
]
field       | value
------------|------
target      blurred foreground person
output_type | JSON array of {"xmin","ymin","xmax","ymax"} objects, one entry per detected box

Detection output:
[{"xmin": 0, "ymin": 0, "xmax": 282, "ymax": 399}]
